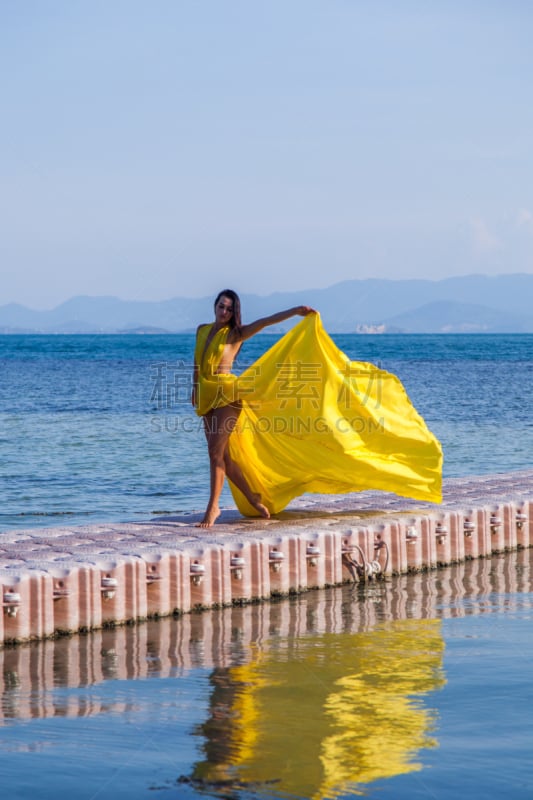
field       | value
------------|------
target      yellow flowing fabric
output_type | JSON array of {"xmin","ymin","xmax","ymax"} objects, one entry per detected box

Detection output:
[{"xmin": 194, "ymin": 313, "xmax": 442, "ymax": 512}]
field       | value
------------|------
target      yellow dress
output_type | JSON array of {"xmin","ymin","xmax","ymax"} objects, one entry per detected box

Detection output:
[{"xmin": 194, "ymin": 313, "xmax": 442, "ymax": 512}]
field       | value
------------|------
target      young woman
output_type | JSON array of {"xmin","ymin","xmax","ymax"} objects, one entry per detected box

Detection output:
[
  {"xmin": 192, "ymin": 289, "xmax": 314, "ymax": 527},
  {"xmin": 192, "ymin": 290, "xmax": 442, "ymax": 529}
]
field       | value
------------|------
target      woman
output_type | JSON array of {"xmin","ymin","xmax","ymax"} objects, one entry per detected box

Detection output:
[
  {"xmin": 193, "ymin": 289, "xmax": 314, "ymax": 527},
  {"xmin": 193, "ymin": 289, "xmax": 442, "ymax": 529}
]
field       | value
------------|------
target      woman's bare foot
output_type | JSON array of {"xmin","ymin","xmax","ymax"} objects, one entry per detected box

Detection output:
[
  {"xmin": 196, "ymin": 507, "xmax": 221, "ymax": 528},
  {"xmin": 251, "ymin": 494, "xmax": 270, "ymax": 519}
]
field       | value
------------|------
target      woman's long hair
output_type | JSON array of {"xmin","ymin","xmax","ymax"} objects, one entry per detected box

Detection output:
[{"xmin": 214, "ymin": 289, "xmax": 242, "ymax": 332}]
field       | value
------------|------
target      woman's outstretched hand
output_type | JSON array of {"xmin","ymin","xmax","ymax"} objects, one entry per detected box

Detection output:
[{"xmin": 297, "ymin": 305, "xmax": 316, "ymax": 316}]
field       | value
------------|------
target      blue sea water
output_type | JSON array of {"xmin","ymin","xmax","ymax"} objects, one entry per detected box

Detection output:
[{"xmin": 0, "ymin": 332, "xmax": 532, "ymax": 531}]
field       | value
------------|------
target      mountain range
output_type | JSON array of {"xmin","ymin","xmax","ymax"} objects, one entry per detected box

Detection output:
[{"xmin": 1, "ymin": 274, "xmax": 533, "ymax": 334}]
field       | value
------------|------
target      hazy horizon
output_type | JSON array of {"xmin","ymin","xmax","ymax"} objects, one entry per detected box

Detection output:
[{"xmin": 3, "ymin": 271, "xmax": 531, "ymax": 312}]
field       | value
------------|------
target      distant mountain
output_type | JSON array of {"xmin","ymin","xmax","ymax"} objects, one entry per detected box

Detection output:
[{"xmin": 1, "ymin": 274, "xmax": 533, "ymax": 333}]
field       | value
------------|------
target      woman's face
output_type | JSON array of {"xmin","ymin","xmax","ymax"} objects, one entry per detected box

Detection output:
[{"xmin": 215, "ymin": 294, "xmax": 234, "ymax": 325}]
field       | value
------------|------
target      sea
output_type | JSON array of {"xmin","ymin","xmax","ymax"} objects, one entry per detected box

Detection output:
[
  {"xmin": 1, "ymin": 331, "xmax": 532, "ymax": 532},
  {"xmin": 1, "ymin": 331, "xmax": 533, "ymax": 800}
]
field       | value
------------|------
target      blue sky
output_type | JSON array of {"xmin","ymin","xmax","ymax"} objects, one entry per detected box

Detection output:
[{"xmin": 1, "ymin": 0, "xmax": 533, "ymax": 308}]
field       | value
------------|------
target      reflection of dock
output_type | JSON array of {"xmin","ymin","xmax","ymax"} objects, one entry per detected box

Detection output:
[
  {"xmin": 0, "ymin": 470, "xmax": 532, "ymax": 645},
  {"xmin": 1, "ymin": 549, "xmax": 531, "ymax": 723}
]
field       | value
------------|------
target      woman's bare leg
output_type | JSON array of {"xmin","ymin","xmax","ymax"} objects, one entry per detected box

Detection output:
[
  {"xmin": 223, "ymin": 454, "xmax": 270, "ymax": 519},
  {"xmin": 198, "ymin": 405, "xmax": 269, "ymax": 527},
  {"xmin": 197, "ymin": 407, "xmax": 232, "ymax": 527}
]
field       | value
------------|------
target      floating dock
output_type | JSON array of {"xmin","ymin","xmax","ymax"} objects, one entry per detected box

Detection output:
[
  {"xmin": 1, "ymin": 470, "xmax": 532, "ymax": 645},
  {"xmin": 2, "ymin": 548, "xmax": 531, "ymax": 722}
]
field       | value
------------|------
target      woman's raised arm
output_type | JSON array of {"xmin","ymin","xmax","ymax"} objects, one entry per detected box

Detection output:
[{"xmin": 237, "ymin": 306, "xmax": 315, "ymax": 342}]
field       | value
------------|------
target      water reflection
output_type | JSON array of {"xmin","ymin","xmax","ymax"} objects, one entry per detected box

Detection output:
[
  {"xmin": 1, "ymin": 550, "xmax": 532, "ymax": 799},
  {"xmin": 191, "ymin": 619, "xmax": 444, "ymax": 798}
]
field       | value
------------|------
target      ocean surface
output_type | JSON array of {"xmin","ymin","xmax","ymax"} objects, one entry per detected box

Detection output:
[{"xmin": 1, "ymin": 331, "xmax": 532, "ymax": 531}]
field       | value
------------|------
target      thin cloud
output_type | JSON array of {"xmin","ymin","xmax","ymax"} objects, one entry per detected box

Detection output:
[{"xmin": 470, "ymin": 217, "xmax": 502, "ymax": 255}]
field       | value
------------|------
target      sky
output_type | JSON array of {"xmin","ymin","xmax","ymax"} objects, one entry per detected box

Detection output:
[{"xmin": 1, "ymin": 0, "xmax": 533, "ymax": 309}]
